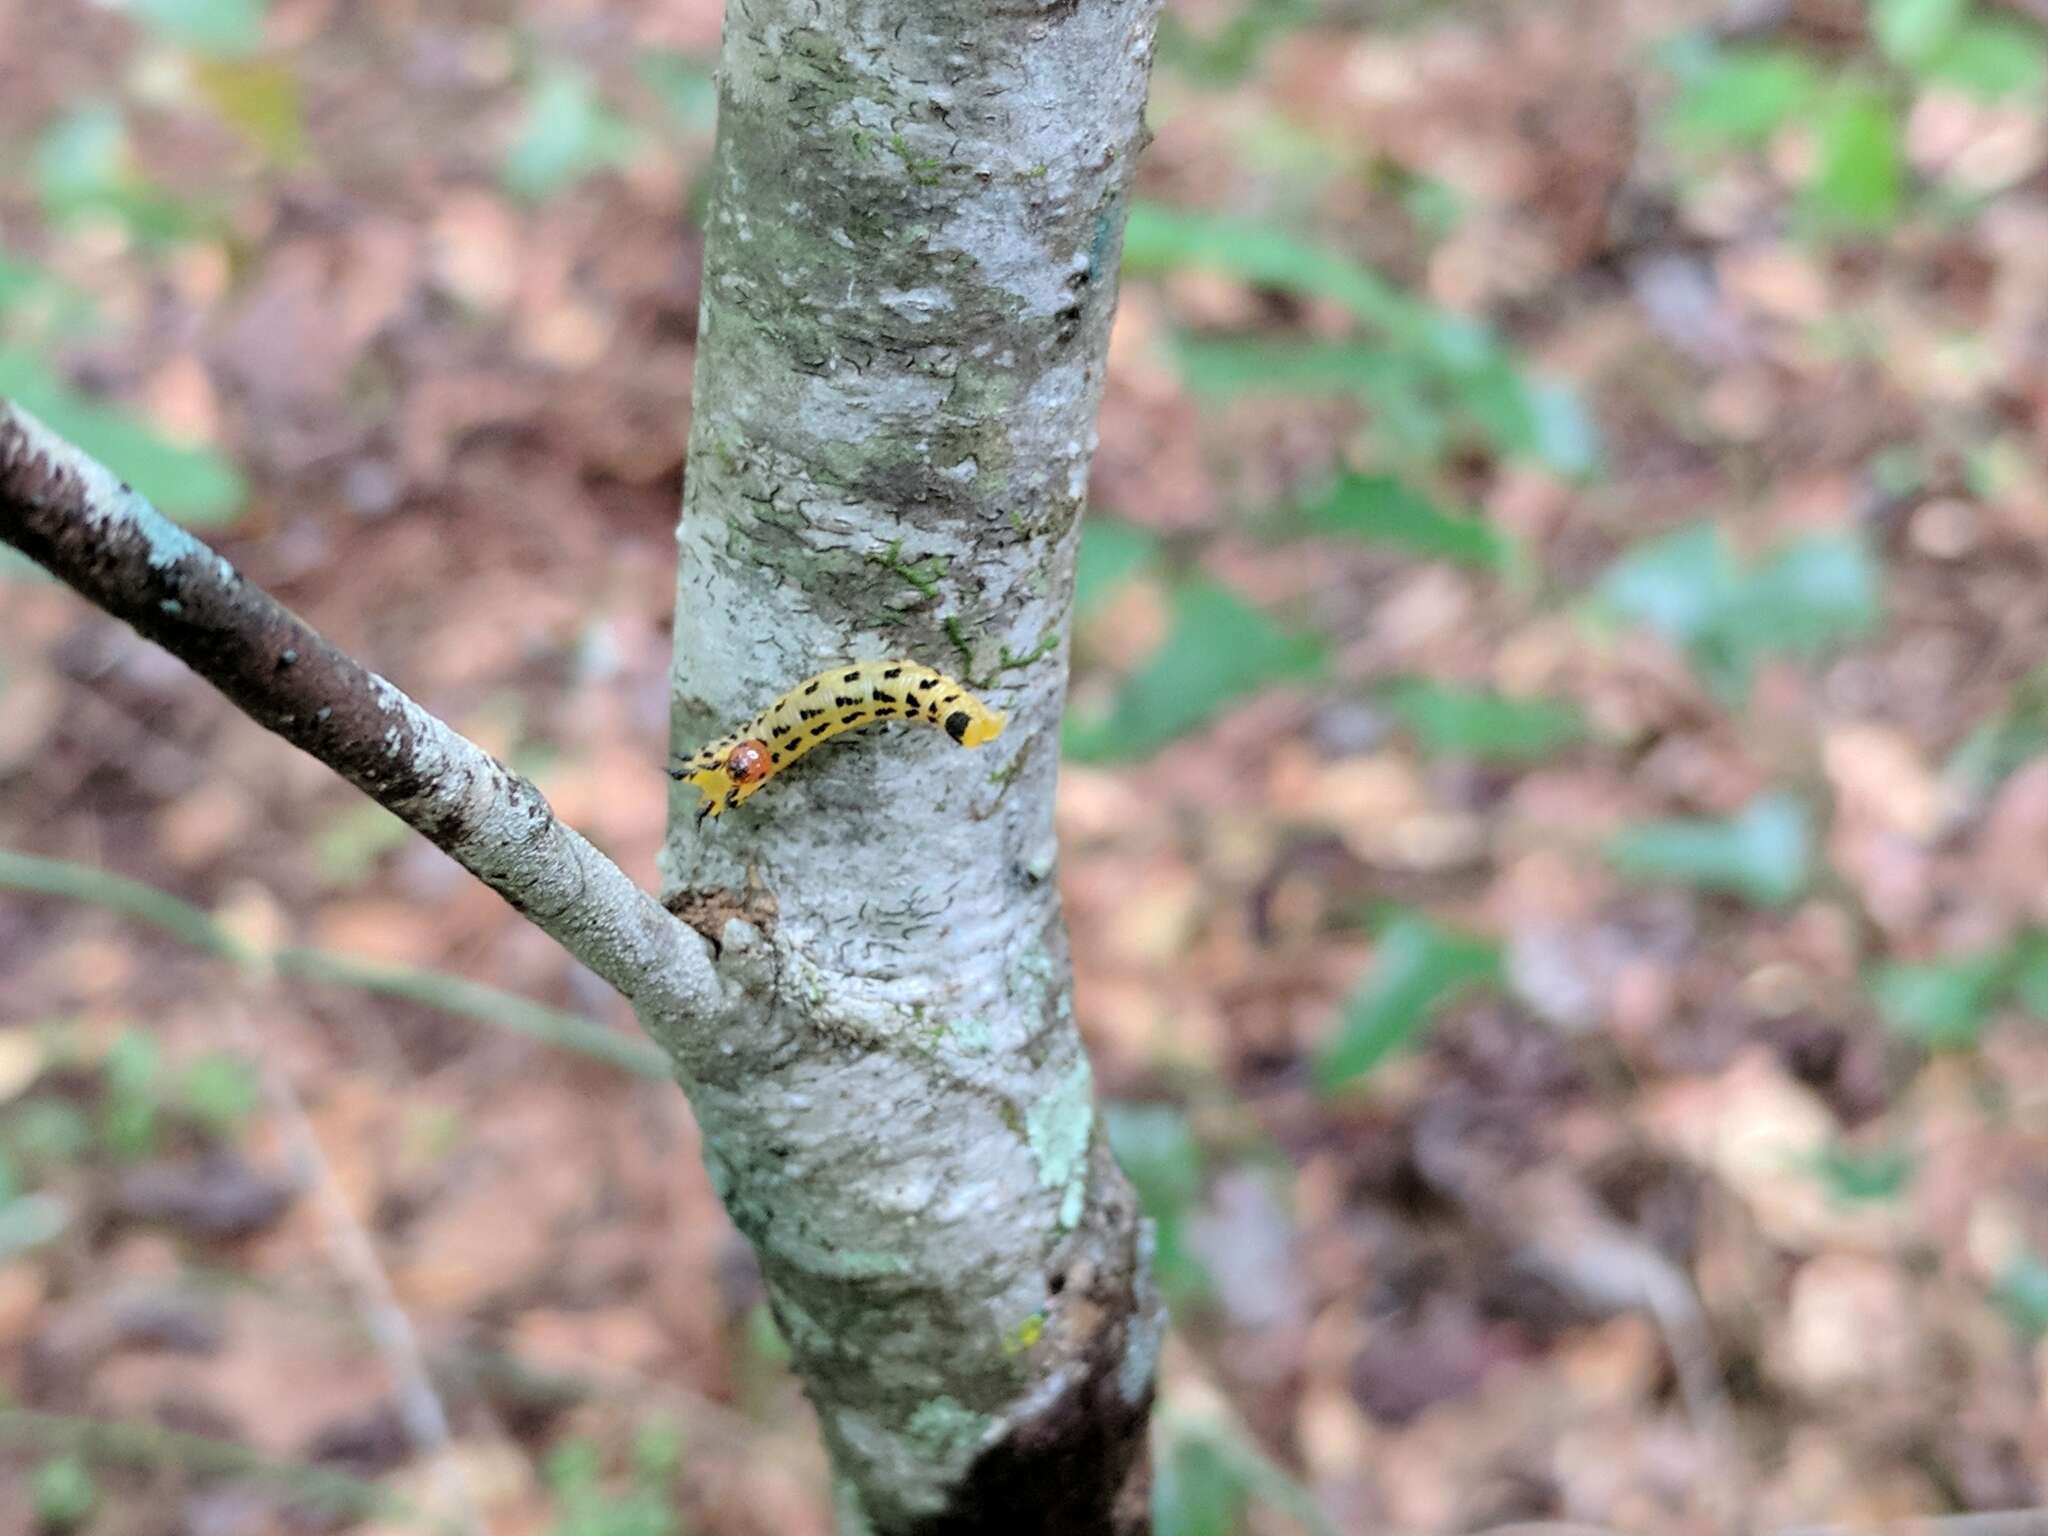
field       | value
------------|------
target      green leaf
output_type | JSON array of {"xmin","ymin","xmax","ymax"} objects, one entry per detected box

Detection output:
[
  {"xmin": 190, "ymin": 56, "xmax": 306, "ymax": 163},
  {"xmin": 1607, "ymin": 792, "xmax": 1814, "ymax": 907},
  {"xmin": 1156, "ymin": 0, "xmax": 1312, "ymax": 85},
  {"xmin": 1383, "ymin": 679, "xmax": 1584, "ymax": 762},
  {"xmin": 1154, "ymin": 1435, "xmax": 1247, "ymax": 1536},
  {"xmin": 1668, "ymin": 48, "xmax": 1823, "ymax": 149},
  {"xmin": 1596, "ymin": 524, "xmax": 1881, "ymax": 699},
  {"xmin": 1126, "ymin": 204, "xmax": 1599, "ymax": 475},
  {"xmin": 127, "ymin": 0, "xmax": 269, "ymax": 55},
  {"xmin": 1123, "ymin": 202, "xmax": 1417, "ymax": 337},
  {"xmin": 4, "ymin": 1101, "xmax": 92, "ymax": 1173},
  {"xmin": 1871, "ymin": 948, "xmax": 2011, "ymax": 1047},
  {"xmin": 637, "ymin": 52, "xmax": 718, "ymax": 129},
  {"xmin": 31, "ymin": 103, "xmax": 203, "ymax": 243},
  {"xmin": 311, "ymin": 800, "xmax": 411, "ymax": 888},
  {"xmin": 1315, "ymin": 913, "xmax": 1502, "ymax": 1090},
  {"xmin": 0, "ymin": 254, "xmax": 99, "ymax": 341},
  {"xmin": 181, "ymin": 1051, "xmax": 261, "ymax": 1139},
  {"xmin": 2010, "ymin": 932, "xmax": 2048, "ymax": 1017},
  {"xmin": 1743, "ymin": 531, "xmax": 1886, "ymax": 654},
  {"xmin": 1806, "ymin": 89, "xmax": 1904, "ymax": 231},
  {"xmin": 1105, "ymin": 1102, "xmax": 1203, "ymax": 1212},
  {"xmin": 0, "ymin": 349, "xmax": 247, "ymax": 525},
  {"xmin": 1296, "ymin": 473, "xmax": 1514, "ymax": 570},
  {"xmin": 1923, "ymin": 17, "xmax": 2048, "ymax": 100},
  {"xmin": 1998, "ymin": 1250, "xmax": 2048, "ymax": 1337},
  {"xmin": 1104, "ymin": 1101, "xmax": 1211, "ymax": 1301},
  {"xmin": 33, "ymin": 104, "xmax": 129, "ymax": 212},
  {"xmin": 0, "ymin": 1191, "xmax": 69, "ymax": 1261},
  {"xmin": 1598, "ymin": 522, "xmax": 1740, "ymax": 648},
  {"xmin": 1074, "ymin": 518, "xmax": 1160, "ymax": 618},
  {"xmin": 1947, "ymin": 661, "xmax": 2048, "ymax": 798},
  {"xmin": 1065, "ymin": 581, "xmax": 1324, "ymax": 761},
  {"xmin": 1815, "ymin": 1140, "xmax": 1915, "ymax": 1203},
  {"xmin": 1174, "ymin": 338, "xmax": 1451, "ymax": 458},
  {"xmin": 100, "ymin": 1029, "xmax": 162, "ymax": 1161},
  {"xmin": 31, "ymin": 1454, "xmax": 96, "ymax": 1529},
  {"xmin": 1872, "ymin": 0, "xmax": 1969, "ymax": 69},
  {"xmin": 502, "ymin": 67, "xmax": 638, "ymax": 204}
]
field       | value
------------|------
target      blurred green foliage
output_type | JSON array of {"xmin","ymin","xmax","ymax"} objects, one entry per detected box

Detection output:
[
  {"xmin": 1066, "ymin": 581, "xmax": 1324, "ymax": 762},
  {"xmin": 1382, "ymin": 679, "xmax": 1583, "ymax": 763},
  {"xmin": 101, "ymin": 1029, "xmax": 164, "ymax": 1162},
  {"xmin": 1807, "ymin": 89, "xmax": 1904, "ymax": 230},
  {"xmin": 0, "ymin": 350, "xmax": 247, "ymax": 526},
  {"xmin": 1315, "ymin": 913, "xmax": 1502, "ymax": 1091},
  {"xmin": 544, "ymin": 1420, "xmax": 687, "ymax": 1536},
  {"xmin": 33, "ymin": 103, "xmax": 208, "ymax": 244},
  {"xmin": 1871, "ymin": 932, "xmax": 2048, "ymax": 1049},
  {"xmin": 31, "ymin": 1452, "xmax": 98, "ymax": 1531},
  {"xmin": 1104, "ymin": 1102, "xmax": 1213, "ymax": 1305},
  {"xmin": 1073, "ymin": 520, "xmax": 1161, "ymax": 619},
  {"xmin": 1294, "ymin": 473, "xmax": 1516, "ymax": 571},
  {"xmin": 128, "ymin": 0, "xmax": 270, "ymax": 56},
  {"xmin": 1607, "ymin": 793, "xmax": 1814, "ymax": 908},
  {"xmin": 1998, "ymin": 1250, "xmax": 2048, "ymax": 1337},
  {"xmin": 1155, "ymin": 1436, "xmax": 1248, "ymax": 1536},
  {"xmin": 1124, "ymin": 203, "xmax": 1597, "ymax": 475},
  {"xmin": 1814, "ymin": 1139, "xmax": 1916, "ymax": 1204},
  {"xmin": 180, "ymin": 1050, "xmax": 262, "ymax": 1140},
  {"xmin": 1663, "ymin": 0, "xmax": 2048, "ymax": 233},
  {"xmin": 1596, "ymin": 524, "xmax": 1881, "ymax": 701},
  {"xmin": 504, "ymin": 66, "xmax": 639, "ymax": 205},
  {"xmin": 190, "ymin": 57, "xmax": 307, "ymax": 164},
  {"xmin": 311, "ymin": 801, "xmax": 414, "ymax": 889},
  {"xmin": 1948, "ymin": 661, "xmax": 2048, "ymax": 799}
]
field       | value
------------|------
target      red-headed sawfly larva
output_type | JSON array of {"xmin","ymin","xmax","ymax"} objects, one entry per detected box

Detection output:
[{"xmin": 670, "ymin": 660, "xmax": 1006, "ymax": 823}]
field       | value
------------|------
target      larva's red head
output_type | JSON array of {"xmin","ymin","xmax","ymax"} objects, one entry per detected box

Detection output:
[{"xmin": 726, "ymin": 739, "xmax": 772, "ymax": 787}]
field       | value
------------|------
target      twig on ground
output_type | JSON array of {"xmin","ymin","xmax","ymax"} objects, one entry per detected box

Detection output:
[
  {"xmin": 223, "ymin": 983, "xmax": 486, "ymax": 1536},
  {"xmin": 0, "ymin": 848, "xmax": 670, "ymax": 1078}
]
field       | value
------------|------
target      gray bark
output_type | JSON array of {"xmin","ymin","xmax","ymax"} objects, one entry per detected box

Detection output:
[{"xmin": 664, "ymin": 1, "xmax": 1166, "ymax": 1531}]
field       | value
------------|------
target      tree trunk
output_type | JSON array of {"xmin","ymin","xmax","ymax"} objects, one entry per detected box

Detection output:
[{"xmin": 664, "ymin": 2, "xmax": 1165, "ymax": 1531}]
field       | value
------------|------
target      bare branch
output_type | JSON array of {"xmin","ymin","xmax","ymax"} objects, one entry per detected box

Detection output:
[{"xmin": 0, "ymin": 400, "xmax": 718, "ymax": 1058}]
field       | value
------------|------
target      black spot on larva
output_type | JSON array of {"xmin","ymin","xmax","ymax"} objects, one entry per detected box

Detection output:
[
  {"xmin": 841, "ymin": 669, "xmax": 860, "ymax": 683},
  {"xmin": 883, "ymin": 666, "xmax": 902, "ymax": 679},
  {"xmin": 872, "ymin": 689, "xmax": 897, "ymax": 703},
  {"xmin": 769, "ymin": 751, "xmax": 781, "ymax": 764},
  {"xmin": 804, "ymin": 681, "xmax": 820, "ymax": 695},
  {"xmin": 811, "ymin": 723, "xmax": 831, "ymax": 736},
  {"xmin": 914, "ymin": 676, "xmax": 935, "ymax": 690},
  {"xmin": 873, "ymin": 704, "xmax": 895, "ymax": 716},
  {"xmin": 800, "ymin": 708, "xmax": 822, "ymax": 722},
  {"xmin": 771, "ymin": 724, "xmax": 791, "ymax": 738},
  {"xmin": 834, "ymin": 694, "xmax": 856, "ymax": 707},
  {"xmin": 946, "ymin": 711, "xmax": 971, "ymax": 743},
  {"xmin": 941, "ymin": 692, "xmax": 961, "ymax": 705}
]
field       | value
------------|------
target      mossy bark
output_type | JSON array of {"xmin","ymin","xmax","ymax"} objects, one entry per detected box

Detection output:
[{"xmin": 663, "ymin": 1, "xmax": 1164, "ymax": 1531}]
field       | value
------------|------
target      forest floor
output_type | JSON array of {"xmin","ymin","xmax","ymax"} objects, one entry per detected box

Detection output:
[{"xmin": 6, "ymin": 0, "xmax": 2048, "ymax": 1532}]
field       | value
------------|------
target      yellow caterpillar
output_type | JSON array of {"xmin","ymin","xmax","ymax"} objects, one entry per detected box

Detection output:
[{"xmin": 671, "ymin": 661, "xmax": 1006, "ymax": 822}]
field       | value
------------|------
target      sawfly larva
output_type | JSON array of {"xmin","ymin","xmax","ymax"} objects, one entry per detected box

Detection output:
[{"xmin": 670, "ymin": 661, "xmax": 1006, "ymax": 822}]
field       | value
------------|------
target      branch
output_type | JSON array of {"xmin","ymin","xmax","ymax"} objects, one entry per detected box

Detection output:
[{"xmin": 0, "ymin": 400, "xmax": 718, "ymax": 1058}]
